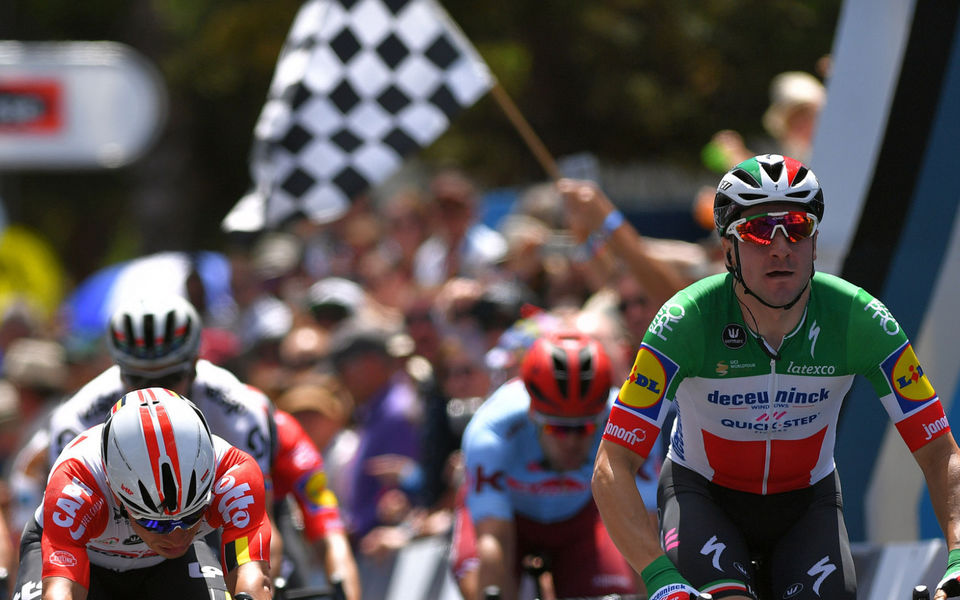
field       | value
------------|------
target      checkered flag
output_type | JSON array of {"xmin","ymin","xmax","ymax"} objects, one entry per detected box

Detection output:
[{"xmin": 223, "ymin": 0, "xmax": 493, "ymax": 231}]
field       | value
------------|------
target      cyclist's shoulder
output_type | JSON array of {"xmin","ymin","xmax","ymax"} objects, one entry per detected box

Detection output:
[
  {"xmin": 463, "ymin": 379, "xmax": 530, "ymax": 443},
  {"xmin": 50, "ymin": 366, "xmax": 123, "ymax": 424}
]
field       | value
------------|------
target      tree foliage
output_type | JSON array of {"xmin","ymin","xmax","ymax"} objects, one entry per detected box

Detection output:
[{"xmin": 1, "ymin": 0, "xmax": 840, "ymax": 281}]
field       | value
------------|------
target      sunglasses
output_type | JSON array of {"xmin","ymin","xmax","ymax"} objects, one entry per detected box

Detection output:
[
  {"xmin": 130, "ymin": 504, "xmax": 207, "ymax": 534},
  {"xmin": 726, "ymin": 211, "xmax": 819, "ymax": 246},
  {"xmin": 541, "ymin": 422, "xmax": 598, "ymax": 438}
]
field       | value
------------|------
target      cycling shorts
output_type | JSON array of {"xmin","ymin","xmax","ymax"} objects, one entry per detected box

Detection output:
[
  {"xmin": 14, "ymin": 520, "xmax": 229, "ymax": 600},
  {"xmin": 450, "ymin": 485, "xmax": 637, "ymax": 597},
  {"xmin": 658, "ymin": 458, "xmax": 856, "ymax": 599}
]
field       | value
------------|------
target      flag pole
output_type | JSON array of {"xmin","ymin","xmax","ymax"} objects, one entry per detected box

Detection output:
[{"xmin": 488, "ymin": 81, "xmax": 561, "ymax": 181}]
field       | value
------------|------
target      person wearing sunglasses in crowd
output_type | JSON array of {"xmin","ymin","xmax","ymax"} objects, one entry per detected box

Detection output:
[
  {"xmin": 16, "ymin": 388, "xmax": 272, "ymax": 600},
  {"xmin": 593, "ymin": 154, "xmax": 960, "ymax": 600},
  {"xmin": 450, "ymin": 331, "xmax": 641, "ymax": 600}
]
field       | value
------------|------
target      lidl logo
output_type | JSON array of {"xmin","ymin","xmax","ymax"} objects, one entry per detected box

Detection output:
[
  {"xmin": 619, "ymin": 344, "xmax": 679, "ymax": 417},
  {"xmin": 303, "ymin": 471, "xmax": 337, "ymax": 508},
  {"xmin": 882, "ymin": 342, "xmax": 936, "ymax": 411}
]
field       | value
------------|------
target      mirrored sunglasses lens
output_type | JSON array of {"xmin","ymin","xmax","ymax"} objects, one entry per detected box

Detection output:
[{"xmin": 135, "ymin": 508, "xmax": 204, "ymax": 533}]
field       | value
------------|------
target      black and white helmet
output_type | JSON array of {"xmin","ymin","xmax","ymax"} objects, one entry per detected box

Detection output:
[
  {"xmin": 107, "ymin": 295, "xmax": 202, "ymax": 377},
  {"xmin": 714, "ymin": 154, "xmax": 824, "ymax": 238},
  {"xmin": 102, "ymin": 388, "xmax": 215, "ymax": 520}
]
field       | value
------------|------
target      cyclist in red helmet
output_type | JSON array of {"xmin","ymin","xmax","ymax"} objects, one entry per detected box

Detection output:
[{"xmin": 450, "ymin": 331, "xmax": 642, "ymax": 600}]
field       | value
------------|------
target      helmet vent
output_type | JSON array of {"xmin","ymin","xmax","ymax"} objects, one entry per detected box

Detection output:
[
  {"xmin": 143, "ymin": 314, "xmax": 156, "ymax": 352},
  {"xmin": 185, "ymin": 471, "xmax": 198, "ymax": 509},
  {"xmin": 122, "ymin": 315, "xmax": 136, "ymax": 351},
  {"xmin": 550, "ymin": 347, "xmax": 569, "ymax": 401},
  {"xmin": 160, "ymin": 463, "xmax": 179, "ymax": 513},
  {"xmin": 139, "ymin": 480, "xmax": 159, "ymax": 512},
  {"xmin": 739, "ymin": 193, "xmax": 767, "ymax": 201},
  {"xmin": 578, "ymin": 346, "xmax": 594, "ymax": 402},
  {"xmin": 762, "ymin": 161, "xmax": 783, "ymax": 181},
  {"xmin": 164, "ymin": 310, "xmax": 177, "ymax": 348},
  {"xmin": 785, "ymin": 191, "xmax": 810, "ymax": 199},
  {"xmin": 794, "ymin": 166, "xmax": 809, "ymax": 183},
  {"xmin": 732, "ymin": 169, "xmax": 759, "ymax": 187}
]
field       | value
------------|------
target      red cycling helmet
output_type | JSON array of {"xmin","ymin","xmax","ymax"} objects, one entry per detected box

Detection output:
[{"xmin": 521, "ymin": 331, "xmax": 612, "ymax": 423}]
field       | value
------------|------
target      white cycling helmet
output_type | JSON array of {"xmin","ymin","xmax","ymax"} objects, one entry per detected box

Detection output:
[
  {"xmin": 102, "ymin": 387, "xmax": 215, "ymax": 520},
  {"xmin": 107, "ymin": 295, "xmax": 202, "ymax": 378}
]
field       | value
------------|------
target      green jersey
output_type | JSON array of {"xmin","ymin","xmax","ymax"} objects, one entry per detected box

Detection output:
[{"xmin": 602, "ymin": 272, "xmax": 948, "ymax": 494}]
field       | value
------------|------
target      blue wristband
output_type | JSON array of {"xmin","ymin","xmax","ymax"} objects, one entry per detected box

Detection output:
[{"xmin": 601, "ymin": 210, "xmax": 625, "ymax": 237}]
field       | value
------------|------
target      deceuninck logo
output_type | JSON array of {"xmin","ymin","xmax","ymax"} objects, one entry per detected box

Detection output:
[
  {"xmin": 882, "ymin": 341, "xmax": 936, "ymax": 412},
  {"xmin": 619, "ymin": 344, "xmax": 679, "ymax": 418}
]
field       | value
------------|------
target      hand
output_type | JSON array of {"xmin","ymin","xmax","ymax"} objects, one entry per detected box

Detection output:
[
  {"xmin": 642, "ymin": 555, "xmax": 700, "ymax": 600},
  {"xmin": 937, "ymin": 548, "xmax": 960, "ymax": 599},
  {"xmin": 557, "ymin": 178, "xmax": 616, "ymax": 242}
]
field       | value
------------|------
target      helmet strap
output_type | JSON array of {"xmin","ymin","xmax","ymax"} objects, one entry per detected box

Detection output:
[{"xmin": 729, "ymin": 240, "xmax": 814, "ymax": 311}]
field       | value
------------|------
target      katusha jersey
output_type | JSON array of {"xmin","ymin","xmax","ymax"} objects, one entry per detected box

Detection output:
[
  {"xmin": 38, "ymin": 426, "xmax": 271, "ymax": 588},
  {"xmin": 48, "ymin": 360, "xmax": 276, "ymax": 475},
  {"xmin": 602, "ymin": 272, "xmax": 948, "ymax": 495}
]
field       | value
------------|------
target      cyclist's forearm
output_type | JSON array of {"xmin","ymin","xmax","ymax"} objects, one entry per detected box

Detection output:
[
  {"xmin": 592, "ymin": 442, "xmax": 663, "ymax": 572},
  {"xmin": 42, "ymin": 576, "xmax": 87, "ymax": 600},
  {"xmin": 318, "ymin": 532, "xmax": 361, "ymax": 600},
  {"xmin": 227, "ymin": 560, "xmax": 273, "ymax": 600}
]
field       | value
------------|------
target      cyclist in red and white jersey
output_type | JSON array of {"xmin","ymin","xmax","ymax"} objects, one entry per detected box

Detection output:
[
  {"xmin": 48, "ymin": 295, "xmax": 275, "ymax": 475},
  {"xmin": 593, "ymin": 155, "xmax": 960, "ymax": 600},
  {"xmin": 15, "ymin": 388, "xmax": 272, "ymax": 600}
]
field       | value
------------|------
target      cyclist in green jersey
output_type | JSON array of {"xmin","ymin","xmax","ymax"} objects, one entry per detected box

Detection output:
[{"xmin": 592, "ymin": 154, "xmax": 960, "ymax": 600}]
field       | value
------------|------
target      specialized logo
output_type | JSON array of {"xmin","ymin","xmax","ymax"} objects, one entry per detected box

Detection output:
[
  {"xmin": 808, "ymin": 320, "xmax": 820, "ymax": 357},
  {"xmin": 865, "ymin": 298, "xmax": 900, "ymax": 335},
  {"xmin": 700, "ymin": 535, "xmax": 725, "ymax": 571},
  {"xmin": 882, "ymin": 342, "xmax": 936, "ymax": 411},
  {"xmin": 620, "ymin": 344, "xmax": 679, "ymax": 416},
  {"xmin": 808, "ymin": 555, "xmax": 837, "ymax": 596},
  {"xmin": 48, "ymin": 550, "xmax": 77, "ymax": 567},
  {"xmin": 721, "ymin": 323, "xmax": 746, "ymax": 349},
  {"xmin": 215, "ymin": 472, "xmax": 255, "ymax": 529},
  {"xmin": 648, "ymin": 302, "xmax": 685, "ymax": 341}
]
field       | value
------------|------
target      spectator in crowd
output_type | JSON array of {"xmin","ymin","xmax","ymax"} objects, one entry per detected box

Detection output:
[
  {"xmin": 325, "ymin": 321, "xmax": 424, "ymax": 545},
  {"xmin": 413, "ymin": 169, "xmax": 507, "ymax": 289}
]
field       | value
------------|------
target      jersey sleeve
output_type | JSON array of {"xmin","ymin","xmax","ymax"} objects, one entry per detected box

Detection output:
[
  {"xmin": 271, "ymin": 410, "xmax": 344, "ymax": 540},
  {"xmin": 205, "ymin": 445, "xmax": 273, "ymax": 573},
  {"xmin": 462, "ymin": 415, "xmax": 514, "ymax": 522},
  {"xmin": 847, "ymin": 288, "xmax": 948, "ymax": 451},
  {"xmin": 603, "ymin": 290, "xmax": 701, "ymax": 457},
  {"xmin": 40, "ymin": 459, "xmax": 110, "ymax": 588}
]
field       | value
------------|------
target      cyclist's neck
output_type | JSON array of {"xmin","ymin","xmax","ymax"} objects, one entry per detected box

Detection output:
[{"xmin": 734, "ymin": 282, "xmax": 808, "ymax": 351}]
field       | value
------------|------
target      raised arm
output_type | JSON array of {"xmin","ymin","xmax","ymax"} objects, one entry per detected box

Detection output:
[{"xmin": 558, "ymin": 178, "xmax": 687, "ymax": 308}]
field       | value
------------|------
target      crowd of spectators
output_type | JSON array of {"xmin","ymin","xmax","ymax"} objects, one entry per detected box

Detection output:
[{"xmin": 0, "ymin": 167, "xmax": 723, "ymax": 598}]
